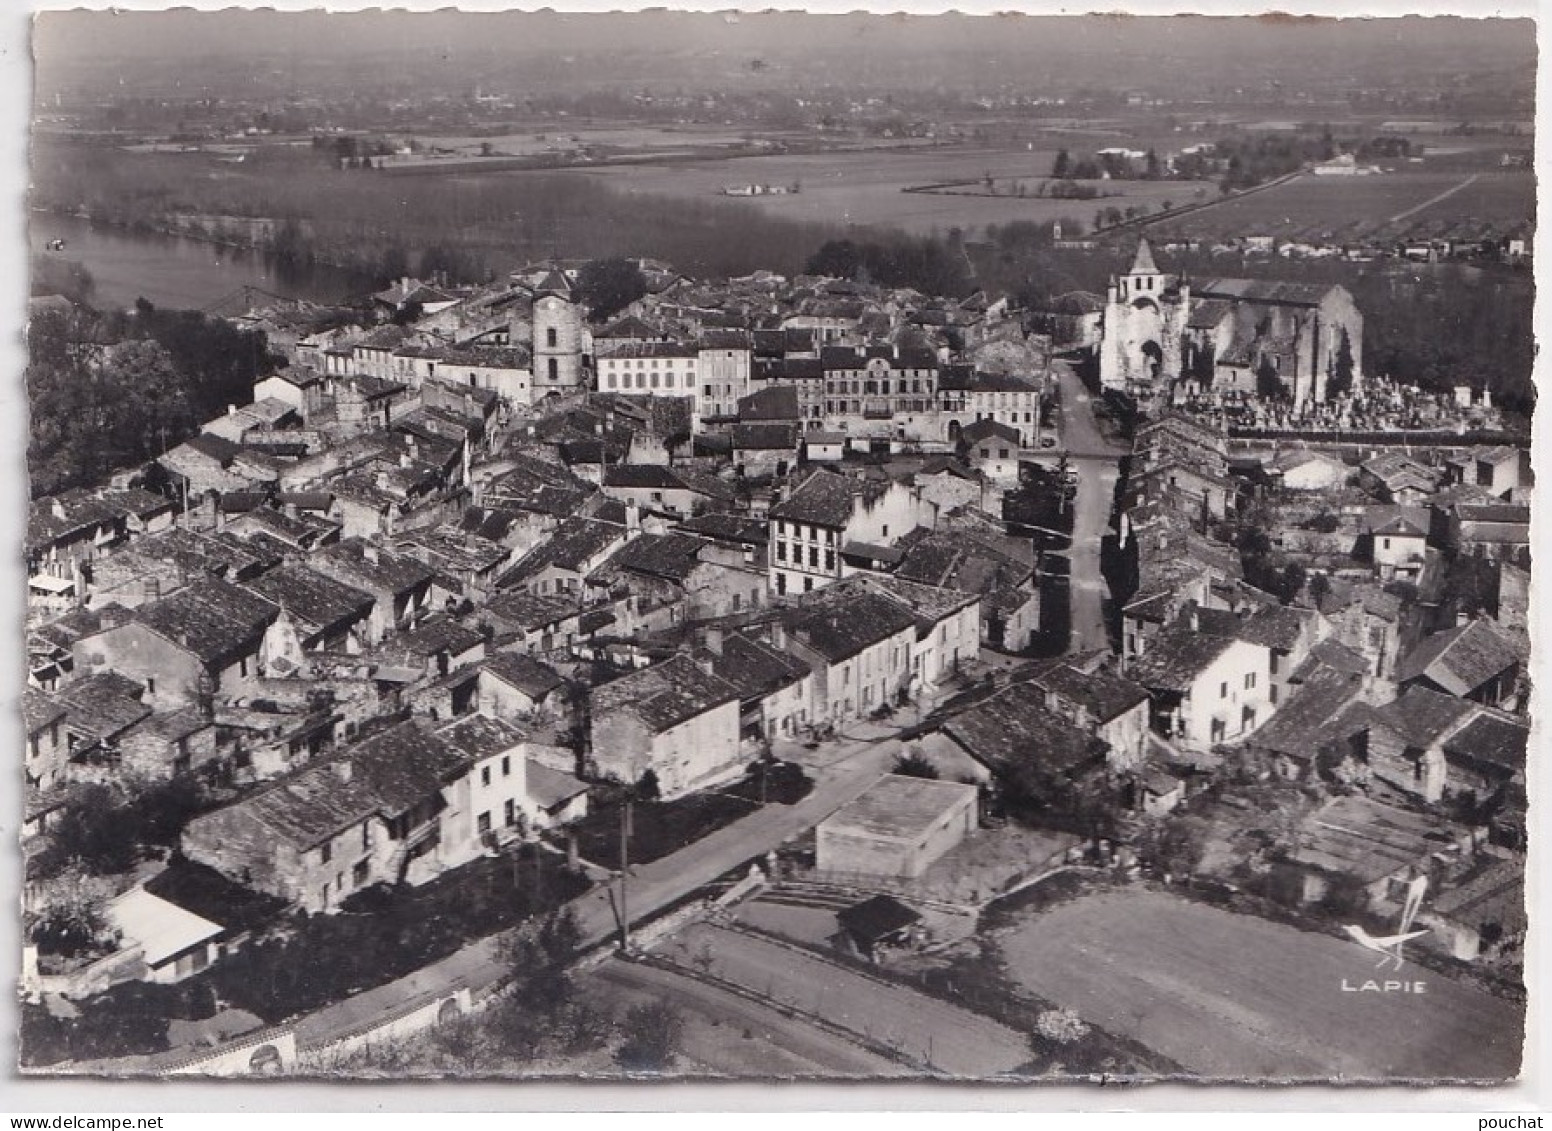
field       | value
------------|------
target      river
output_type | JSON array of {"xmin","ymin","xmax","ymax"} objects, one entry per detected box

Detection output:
[{"xmin": 30, "ymin": 212, "xmax": 370, "ymax": 313}]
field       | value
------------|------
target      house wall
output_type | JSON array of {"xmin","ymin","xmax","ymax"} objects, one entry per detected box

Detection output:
[
  {"xmin": 817, "ymin": 787, "xmax": 977, "ymax": 878},
  {"xmin": 684, "ymin": 561, "xmax": 767, "ymax": 622},
  {"xmin": 912, "ymin": 600, "xmax": 980, "ymax": 689},
  {"xmin": 1176, "ymin": 638, "xmax": 1274, "ymax": 749},
  {"xmin": 119, "ymin": 724, "xmax": 220, "ymax": 780},
  {"xmin": 1365, "ymin": 724, "xmax": 1447, "ymax": 802},
  {"xmin": 72, "ymin": 624, "xmax": 210, "ymax": 710},
  {"xmin": 445, "ymin": 745, "xmax": 530, "ymax": 858},
  {"xmin": 26, "ymin": 717, "xmax": 67, "ymax": 791},
  {"xmin": 995, "ymin": 590, "xmax": 1041, "ymax": 653},
  {"xmin": 1372, "ymin": 531, "xmax": 1427, "ymax": 578},
  {"xmin": 589, "ymin": 698, "xmax": 741, "ymax": 799},
  {"xmin": 1097, "ymin": 700, "xmax": 1150, "ymax": 771}
]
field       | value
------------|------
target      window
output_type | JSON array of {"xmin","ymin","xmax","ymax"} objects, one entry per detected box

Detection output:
[
  {"xmin": 825, "ymin": 550, "xmax": 835, "ymax": 571},
  {"xmin": 881, "ymin": 524, "xmax": 889, "ymax": 537},
  {"xmin": 1244, "ymin": 672, "xmax": 1257, "ymax": 690},
  {"xmin": 481, "ymin": 766, "xmax": 491, "ymax": 787},
  {"xmin": 808, "ymin": 545, "xmax": 819, "ymax": 567},
  {"xmin": 363, "ymin": 824, "xmax": 372, "ymax": 850},
  {"xmin": 546, "ymin": 327, "xmax": 558, "ymax": 348},
  {"xmin": 146, "ymin": 677, "xmax": 156, "ymax": 695},
  {"xmin": 320, "ymin": 842, "xmax": 332, "ymax": 865},
  {"xmin": 477, "ymin": 812, "xmax": 492, "ymax": 835},
  {"xmin": 504, "ymin": 799, "xmax": 516, "ymax": 826},
  {"xmin": 1383, "ymin": 538, "xmax": 1391, "ymax": 550},
  {"xmin": 502, "ymin": 755, "xmax": 511, "ymax": 777},
  {"xmin": 776, "ymin": 541, "xmax": 786, "ymax": 563},
  {"xmin": 1220, "ymin": 681, "xmax": 1228, "ymax": 699},
  {"xmin": 353, "ymin": 861, "xmax": 369, "ymax": 887},
  {"xmin": 803, "ymin": 576, "xmax": 813, "ymax": 593},
  {"xmin": 547, "ymin": 357, "xmax": 559, "ymax": 381},
  {"xmin": 999, "ymin": 448, "xmax": 1010, "ymax": 459}
]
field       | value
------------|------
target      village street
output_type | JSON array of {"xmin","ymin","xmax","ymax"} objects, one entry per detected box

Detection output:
[
  {"xmin": 1051, "ymin": 360, "xmax": 1127, "ymax": 655},
  {"xmin": 289, "ymin": 722, "xmax": 910, "ymax": 1052}
]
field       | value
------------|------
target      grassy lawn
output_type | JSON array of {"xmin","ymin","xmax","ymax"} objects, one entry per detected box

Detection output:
[
  {"xmin": 573, "ymin": 791, "xmax": 759, "ymax": 869},
  {"xmin": 989, "ymin": 884, "xmax": 1526, "ymax": 1081}
]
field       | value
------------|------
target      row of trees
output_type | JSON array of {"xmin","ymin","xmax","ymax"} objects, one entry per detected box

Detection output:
[
  {"xmin": 804, "ymin": 235, "xmax": 974, "ymax": 298},
  {"xmin": 28, "ymin": 302, "xmax": 282, "ymax": 496}
]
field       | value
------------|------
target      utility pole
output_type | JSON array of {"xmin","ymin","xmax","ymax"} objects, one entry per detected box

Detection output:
[{"xmin": 618, "ymin": 797, "xmax": 632, "ymax": 953}]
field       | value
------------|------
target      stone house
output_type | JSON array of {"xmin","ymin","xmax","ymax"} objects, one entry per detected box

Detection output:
[
  {"xmin": 71, "ymin": 579, "xmax": 281, "ymax": 710},
  {"xmin": 587, "ymin": 654, "xmax": 742, "ymax": 799}
]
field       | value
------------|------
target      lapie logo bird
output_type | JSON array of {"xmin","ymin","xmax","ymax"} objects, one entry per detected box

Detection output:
[{"xmin": 1344, "ymin": 873, "xmax": 1429, "ymax": 971}]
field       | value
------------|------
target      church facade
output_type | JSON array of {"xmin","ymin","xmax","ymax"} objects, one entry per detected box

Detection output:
[{"xmin": 1099, "ymin": 240, "xmax": 1364, "ymax": 410}]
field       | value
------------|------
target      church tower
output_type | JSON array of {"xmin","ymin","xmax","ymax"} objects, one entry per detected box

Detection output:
[
  {"xmin": 530, "ymin": 267, "xmax": 585, "ymax": 398},
  {"xmin": 1098, "ymin": 238, "xmax": 1188, "ymax": 394}
]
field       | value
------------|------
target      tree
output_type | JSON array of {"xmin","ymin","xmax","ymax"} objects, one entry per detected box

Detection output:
[
  {"xmin": 891, "ymin": 749, "xmax": 940, "ymax": 780},
  {"xmin": 45, "ymin": 785, "xmax": 142, "ymax": 876},
  {"xmin": 576, "ymin": 258, "xmax": 649, "ymax": 323},
  {"xmin": 28, "ymin": 872, "xmax": 120, "ymax": 960},
  {"xmin": 1052, "ymin": 148, "xmax": 1071, "ymax": 179},
  {"xmin": 634, "ymin": 768, "xmax": 661, "ymax": 802},
  {"xmin": 1329, "ymin": 328, "xmax": 1356, "ymax": 400},
  {"xmin": 614, "ymin": 1001, "xmax": 684, "ymax": 1072},
  {"xmin": 1255, "ymin": 356, "xmax": 1285, "ymax": 401}
]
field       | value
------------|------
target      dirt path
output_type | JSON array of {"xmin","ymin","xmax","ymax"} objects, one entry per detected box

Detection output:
[
  {"xmin": 1387, "ymin": 173, "xmax": 1480, "ymax": 226},
  {"xmin": 995, "ymin": 887, "xmax": 1523, "ymax": 1081},
  {"xmin": 660, "ymin": 923, "xmax": 1031, "ymax": 1077},
  {"xmin": 591, "ymin": 956, "xmax": 911, "ymax": 1078}
]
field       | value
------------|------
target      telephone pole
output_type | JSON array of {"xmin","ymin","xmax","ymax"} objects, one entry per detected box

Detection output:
[{"xmin": 617, "ymin": 798, "xmax": 632, "ymax": 953}]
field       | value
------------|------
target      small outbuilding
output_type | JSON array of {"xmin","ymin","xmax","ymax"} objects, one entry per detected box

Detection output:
[{"xmin": 816, "ymin": 773, "xmax": 978, "ymax": 879}]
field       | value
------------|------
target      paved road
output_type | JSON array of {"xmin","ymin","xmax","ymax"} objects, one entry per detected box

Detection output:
[
  {"xmin": 998, "ymin": 888, "xmax": 1525, "ymax": 1082},
  {"xmin": 658, "ymin": 922, "xmax": 1031, "ymax": 1077},
  {"xmin": 1051, "ymin": 360, "xmax": 1128, "ymax": 654},
  {"xmin": 276, "ymin": 730, "xmax": 909, "ymax": 1056},
  {"xmin": 591, "ymin": 955, "xmax": 910, "ymax": 1078}
]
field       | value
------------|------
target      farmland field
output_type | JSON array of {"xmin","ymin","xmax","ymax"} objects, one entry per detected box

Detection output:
[
  {"xmin": 994, "ymin": 888, "xmax": 1524, "ymax": 1081},
  {"xmin": 1147, "ymin": 170, "xmax": 1534, "ymax": 244},
  {"xmin": 464, "ymin": 147, "xmax": 1214, "ymax": 236}
]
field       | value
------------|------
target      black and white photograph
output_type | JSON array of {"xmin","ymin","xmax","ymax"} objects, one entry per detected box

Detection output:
[{"xmin": 16, "ymin": 4, "xmax": 1538, "ymax": 1087}]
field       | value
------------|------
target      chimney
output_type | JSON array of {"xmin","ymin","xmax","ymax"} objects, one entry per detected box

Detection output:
[
  {"xmin": 400, "ymin": 453, "xmax": 413, "ymax": 469},
  {"xmin": 363, "ymin": 543, "xmax": 380, "ymax": 565},
  {"xmin": 50, "ymin": 499, "xmax": 66, "ymax": 521},
  {"xmin": 625, "ymin": 498, "xmax": 640, "ymax": 532},
  {"xmin": 332, "ymin": 760, "xmax": 354, "ymax": 784},
  {"xmin": 769, "ymin": 619, "xmax": 787, "ymax": 650},
  {"xmin": 705, "ymin": 627, "xmax": 723, "ymax": 655},
  {"xmin": 227, "ymin": 404, "xmax": 238, "ymax": 416},
  {"xmin": 1187, "ymin": 604, "xmax": 1199, "ymax": 633}
]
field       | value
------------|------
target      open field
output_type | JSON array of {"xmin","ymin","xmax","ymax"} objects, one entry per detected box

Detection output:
[
  {"xmin": 994, "ymin": 887, "xmax": 1524, "ymax": 1081},
  {"xmin": 463, "ymin": 147, "xmax": 1211, "ymax": 236},
  {"xmin": 1147, "ymin": 170, "xmax": 1533, "ymax": 244}
]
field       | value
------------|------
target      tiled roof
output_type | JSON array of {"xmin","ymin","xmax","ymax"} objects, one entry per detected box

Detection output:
[
  {"xmin": 312, "ymin": 538, "xmax": 437, "ymax": 597},
  {"xmin": 590, "ymin": 654, "xmax": 740, "ymax": 734},
  {"xmin": 1026, "ymin": 661, "xmax": 1150, "ymax": 724},
  {"xmin": 1396, "ymin": 619, "xmax": 1523, "ymax": 697},
  {"xmin": 132, "ymin": 578, "xmax": 280, "ymax": 666},
  {"xmin": 1441, "ymin": 713, "xmax": 1529, "ymax": 773},
  {"xmin": 501, "ymin": 518, "xmax": 627, "ymax": 583},
  {"xmin": 942, "ymin": 682, "xmax": 1109, "ymax": 777},
  {"xmin": 732, "ymin": 422, "xmax": 801, "ymax": 451},
  {"xmin": 482, "ymin": 651, "xmax": 567, "ymax": 700},
  {"xmin": 777, "ymin": 583, "xmax": 917, "ymax": 663},
  {"xmin": 1368, "ymin": 685, "xmax": 1478, "ymax": 748},
  {"xmin": 600, "ymin": 532, "xmax": 711, "ymax": 583},
  {"xmin": 769, "ymin": 469, "xmax": 889, "ymax": 528},
  {"xmin": 708, "ymin": 633, "xmax": 810, "ymax": 700},
  {"xmin": 1125, "ymin": 622, "xmax": 1239, "ymax": 692},
  {"xmin": 56, "ymin": 673, "xmax": 151, "ymax": 741}
]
